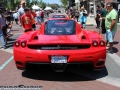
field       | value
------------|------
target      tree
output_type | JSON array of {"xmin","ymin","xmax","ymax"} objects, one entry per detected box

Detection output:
[
  {"xmin": 26, "ymin": 0, "xmax": 31, "ymax": 8},
  {"xmin": 41, "ymin": 2, "xmax": 46, "ymax": 9},
  {"xmin": 60, "ymin": 0, "xmax": 67, "ymax": 8}
]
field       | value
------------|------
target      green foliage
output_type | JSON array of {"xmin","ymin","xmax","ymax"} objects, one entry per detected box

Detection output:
[
  {"xmin": 26, "ymin": 0, "xmax": 31, "ymax": 8},
  {"xmin": 41, "ymin": 2, "xmax": 46, "ymax": 9},
  {"xmin": 60, "ymin": 0, "xmax": 67, "ymax": 8},
  {"xmin": 5, "ymin": 0, "xmax": 62, "ymax": 11}
]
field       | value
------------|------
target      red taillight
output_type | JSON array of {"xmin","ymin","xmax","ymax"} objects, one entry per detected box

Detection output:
[
  {"xmin": 99, "ymin": 41, "xmax": 106, "ymax": 46},
  {"xmin": 92, "ymin": 40, "xmax": 99, "ymax": 47},
  {"xmin": 14, "ymin": 40, "xmax": 20, "ymax": 47},
  {"xmin": 21, "ymin": 40, "xmax": 27, "ymax": 48}
]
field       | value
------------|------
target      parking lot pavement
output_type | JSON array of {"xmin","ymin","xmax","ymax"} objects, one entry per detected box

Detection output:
[{"xmin": 0, "ymin": 50, "xmax": 12, "ymax": 69}]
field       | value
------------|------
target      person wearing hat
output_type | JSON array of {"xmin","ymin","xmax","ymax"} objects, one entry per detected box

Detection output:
[
  {"xmin": 21, "ymin": 8, "xmax": 33, "ymax": 32},
  {"xmin": 18, "ymin": 1, "xmax": 26, "ymax": 26}
]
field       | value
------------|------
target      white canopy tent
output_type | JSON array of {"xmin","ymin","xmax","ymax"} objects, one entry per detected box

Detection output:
[
  {"xmin": 32, "ymin": 5, "xmax": 42, "ymax": 10},
  {"xmin": 44, "ymin": 7, "xmax": 52, "ymax": 10}
]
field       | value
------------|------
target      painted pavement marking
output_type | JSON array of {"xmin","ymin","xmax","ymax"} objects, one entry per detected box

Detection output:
[
  {"xmin": 0, "ymin": 46, "xmax": 13, "ymax": 71},
  {"xmin": 0, "ymin": 56, "xmax": 13, "ymax": 71}
]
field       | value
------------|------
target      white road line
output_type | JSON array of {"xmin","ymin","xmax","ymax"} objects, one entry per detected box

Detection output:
[{"xmin": 0, "ymin": 56, "xmax": 13, "ymax": 71}]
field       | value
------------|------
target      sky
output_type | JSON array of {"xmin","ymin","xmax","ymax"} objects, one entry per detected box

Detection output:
[{"xmin": 42, "ymin": 0, "xmax": 62, "ymax": 5}]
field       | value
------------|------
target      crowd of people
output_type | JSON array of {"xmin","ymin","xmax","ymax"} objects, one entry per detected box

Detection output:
[
  {"xmin": 0, "ymin": 1, "xmax": 47, "ymax": 49},
  {"xmin": 95, "ymin": 2, "xmax": 118, "ymax": 54},
  {"xmin": 66, "ymin": 5, "xmax": 88, "ymax": 29},
  {"xmin": 66, "ymin": 2, "xmax": 118, "ymax": 54},
  {"xmin": 0, "ymin": 1, "xmax": 118, "ymax": 54}
]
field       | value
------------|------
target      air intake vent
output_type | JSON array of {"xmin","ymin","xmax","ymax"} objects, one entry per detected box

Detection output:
[
  {"xmin": 82, "ymin": 36, "xmax": 86, "ymax": 39},
  {"xmin": 34, "ymin": 36, "xmax": 38, "ymax": 40}
]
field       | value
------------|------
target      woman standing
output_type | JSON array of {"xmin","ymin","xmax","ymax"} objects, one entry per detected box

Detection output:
[{"xmin": 79, "ymin": 6, "xmax": 88, "ymax": 29}]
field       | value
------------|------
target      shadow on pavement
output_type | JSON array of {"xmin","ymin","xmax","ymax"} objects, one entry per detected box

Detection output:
[
  {"xmin": 22, "ymin": 64, "xmax": 108, "ymax": 81},
  {"xmin": 113, "ymin": 47, "xmax": 118, "ymax": 53},
  {"xmin": 113, "ymin": 41, "xmax": 119, "ymax": 45}
]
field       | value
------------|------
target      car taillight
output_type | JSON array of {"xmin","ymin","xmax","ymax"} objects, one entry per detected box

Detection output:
[
  {"xmin": 92, "ymin": 40, "xmax": 99, "ymax": 47},
  {"xmin": 21, "ymin": 40, "xmax": 27, "ymax": 48},
  {"xmin": 14, "ymin": 40, "xmax": 20, "ymax": 47},
  {"xmin": 99, "ymin": 41, "xmax": 105, "ymax": 46}
]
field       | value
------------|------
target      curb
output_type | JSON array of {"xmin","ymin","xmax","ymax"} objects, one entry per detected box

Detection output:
[
  {"xmin": 77, "ymin": 22, "xmax": 95, "ymax": 26},
  {"xmin": 86, "ymin": 24, "xmax": 94, "ymax": 26}
]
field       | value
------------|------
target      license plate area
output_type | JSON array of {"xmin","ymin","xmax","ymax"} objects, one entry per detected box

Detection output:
[{"xmin": 51, "ymin": 56, "xmax": 67, "ymax": 63}]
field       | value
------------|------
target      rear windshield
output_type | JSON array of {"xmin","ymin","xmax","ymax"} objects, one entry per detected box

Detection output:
[
  {"xmin": 45, "ymin": 20, "xmax": 76, "ymax": 35},
  {"xmin": 52, "ymin": 15, "xmax": 66, "ymax": 18}
]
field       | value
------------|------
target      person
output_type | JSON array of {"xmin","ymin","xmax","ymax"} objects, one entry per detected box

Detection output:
[
  {"xmin": 46, "ymin": 11, "xmax": 49, "ymax": 18},
  {"xmin": 40, "ymin": 10, "xmax": 44, "ymax": 23},
  {"xmin": 18, "ymin": 1, "xmax": 26, "ymax": 26},
  {"xmin": 95, "ymin": 6, "xmax": 101, "ymax": 29},
  {"xmin": 30, "ymin": 8, "xmax": 37, "ymax": 30},
  {"xmin": 4, "ymin": 8, "xmax": 13, "ymax": 31},
  {"xmin": 105, "ymin": 2, "xmax": 118, "ymax": 54},
  {"xmin": 75, "ymin": 9, "xmax": 79, "ymax": 22},
  {"xmin": 99, "ymin": 3, "xmax": 108, "ymax": 34},
  {"xmin": 21, "ymin": 8, "xmax": 33, "ymax": 32},
  {"xmin": 0, "ymin": 10, "xmax": 7, "ymax": 49},
  {"xmin": 36, "ymin": 10, "xmax": 41, "ymax": 25},
  {"xmin": 79, "ymin": 6, "xmax": 88, "ymax": 29},
  {"xmin": 13, "ymin": 11, "xmax": 18, "ymax": 24}
]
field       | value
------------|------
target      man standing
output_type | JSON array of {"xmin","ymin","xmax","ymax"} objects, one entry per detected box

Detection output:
[
  {"xmin": 105, "ymin": 2, "xmax": 118, "ymax": 54},
  {"xmin": 95, "ymin": 6, "xmax": 100, "ymax": 29},
  {"xmin": 13, "ymin": 11, "xmax": 18, "ymax": 24},
  {"xmin": 99, "ymin": 3, "xmax": 108, "ymax": 34},
  {"xmin": 18, "ymin": 1, "xmax": 26, "ymax": 26}
]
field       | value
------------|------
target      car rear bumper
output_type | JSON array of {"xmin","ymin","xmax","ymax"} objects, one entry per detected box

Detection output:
[{"xmin": 14, "ymin": 48, "xmax": 106, "ymax": 71}]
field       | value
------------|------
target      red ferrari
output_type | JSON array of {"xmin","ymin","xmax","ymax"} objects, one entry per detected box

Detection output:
[{"xmin": 14, "ymin": 18, "xmax": 106, "ymax": 72}]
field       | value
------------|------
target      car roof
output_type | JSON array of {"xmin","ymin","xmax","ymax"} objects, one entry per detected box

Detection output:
[
  {"xmin": 49, "ymin": 14, "xmax": 68, "ymax": 19},
  {"xmin": 47, "ymin": 18, "xmax": 73, "ymax": 21}
]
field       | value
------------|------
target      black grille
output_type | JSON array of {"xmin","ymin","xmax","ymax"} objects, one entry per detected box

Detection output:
[{"xmin": 27, "ymin": 45, "xmax": 91, "ymax": 50}]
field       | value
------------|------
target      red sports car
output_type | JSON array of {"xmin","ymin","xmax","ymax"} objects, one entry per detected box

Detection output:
[{"xmin": 14, "ymin": 18, "xmax": 106, "ymax": 72}]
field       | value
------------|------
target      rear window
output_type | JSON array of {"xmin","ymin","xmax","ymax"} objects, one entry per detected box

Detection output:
[
  {"xmin": 52, "ymin": 15, "xmax": 66, "ymax": 18},
  {"xmin": 45, "ymin": 20, "xmax": 76, "ymax": 35}
]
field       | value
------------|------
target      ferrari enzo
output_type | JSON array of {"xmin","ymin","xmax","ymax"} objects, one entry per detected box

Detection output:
[{"xmin": 14, "ymin": 18, "xmax": 106, "ymax": 72}]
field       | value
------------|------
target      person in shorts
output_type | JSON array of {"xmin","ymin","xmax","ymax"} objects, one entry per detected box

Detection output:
[{"xmin": 105, "ymin": 2, "xmax": 118, "ymax": 54}]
